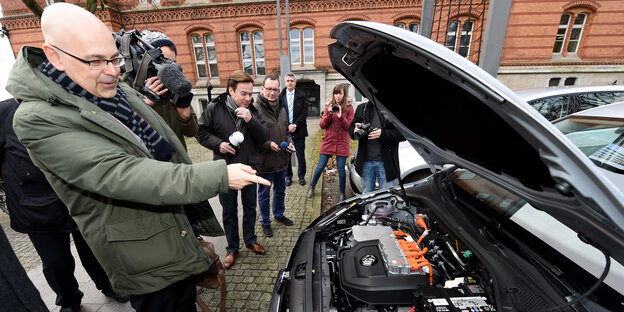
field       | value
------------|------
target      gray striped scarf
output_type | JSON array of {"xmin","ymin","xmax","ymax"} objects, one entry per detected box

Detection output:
[{"xmin": 41, "ymin": 60, "xmax": 175, "ymax": 161}]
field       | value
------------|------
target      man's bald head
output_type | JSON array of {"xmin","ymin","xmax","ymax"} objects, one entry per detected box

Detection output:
[
  {"xmin": 42, "ymin": 3, "xmax": 113, "ymax": 51},
  {"xmin": 40, "ymin": 3, "xmax": 121, "ymax": 99}
]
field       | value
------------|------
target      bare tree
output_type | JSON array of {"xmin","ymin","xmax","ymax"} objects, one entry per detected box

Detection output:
[{"xmin": 21, "ymin": 0, "xmax": 108, "ymax": 19}]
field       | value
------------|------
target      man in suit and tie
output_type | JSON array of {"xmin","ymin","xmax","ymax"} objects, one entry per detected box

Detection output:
[{"xmin": 280, "ymin": 73, "xmax": 309, "ymax": 186}]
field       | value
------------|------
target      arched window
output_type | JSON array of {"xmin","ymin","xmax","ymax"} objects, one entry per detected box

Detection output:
[
  {"xmin": 240, "ymin": 30, "xmax": 265, "ymax": 76},
  {"xmin": 190, "ymin": 32, "xmax": 219, "ymax": 79},
  {"xmin": 553, "ymin": 12, "xmax": 588, "ymax": 55},
  {"xmin": 445, "ymin": 19, "xmax": 474, "ymax": 58},
  {"xmin": 290, "ymin": 27, "xmax": 314, "ymax": 65}
]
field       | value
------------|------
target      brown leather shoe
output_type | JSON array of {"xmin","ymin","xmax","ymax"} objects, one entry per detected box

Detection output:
[
  {"xmin": 224, "ymin": 251, "xmax": 237, "ymax": 269},
  {"xmin": 245, "ymin": 242, "xmax": 266, "ymax": 255}
]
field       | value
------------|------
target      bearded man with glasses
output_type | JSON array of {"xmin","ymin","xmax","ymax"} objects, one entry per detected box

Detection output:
[{"xmin": 7, "ymin": 3, "xmax": 269, "ymax": 311}]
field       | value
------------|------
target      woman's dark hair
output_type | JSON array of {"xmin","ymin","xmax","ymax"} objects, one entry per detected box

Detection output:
[{"xmin": 331, "ymin": 84, "xmax": 349, "ymax": 112}]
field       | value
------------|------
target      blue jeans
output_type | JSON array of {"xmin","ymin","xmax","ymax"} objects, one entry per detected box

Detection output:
[
  {"xmin": 258, "ymin": 170, "xmax": 287, "ymax": 226},
  {"xmin": 310, "ymin": 154, "xmax": 347, "ymax": 191},
  {"xmin": 219, "ymin": 184, "xmax": 257, "ymax": 253},
  {"xmin": 362, "ymin": 160, "xmax": 396, "ymax": 193}
]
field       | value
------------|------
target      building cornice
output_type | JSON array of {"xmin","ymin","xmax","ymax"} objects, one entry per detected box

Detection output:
[
  {"xmin": 501, "ymin": 61, "xmax": 624, "ymax": 67},
  {"xmin": 1, "ymin": 0, "xmax": 420, "ymax": 31}
]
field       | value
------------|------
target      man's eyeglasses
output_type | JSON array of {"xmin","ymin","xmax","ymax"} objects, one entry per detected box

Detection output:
[
  {"xmin": 52, "ymin": 45, "xmax": 125, "ymax": 70},
  {"xmin": 263, "ymin": 87, "xmax": 280, "ymax": 93}
]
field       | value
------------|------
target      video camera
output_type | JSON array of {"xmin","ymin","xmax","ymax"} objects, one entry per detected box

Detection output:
[{"xmin": 112, "ymin": 29, "xmax": 193, "ymax": 108}]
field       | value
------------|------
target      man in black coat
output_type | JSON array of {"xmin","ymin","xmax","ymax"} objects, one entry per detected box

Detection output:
[
  {"xmin": 279, "ymin": 73, "xmax": 309, "ymax": 186},
  {"xmin": 0, "ymin": 98, "xmax": 128, "ymax": 312},
  {"xmin": 349, "ymin": 101, "xmax": 405, "ymax": 193},
  {"xmin": 196, "ymin": 70, "xmax": 269, "ymax": 269}
]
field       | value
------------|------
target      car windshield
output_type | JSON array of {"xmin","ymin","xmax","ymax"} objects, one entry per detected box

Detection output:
[{"xmin": 554, "ymin": 116, "xmax": 624, "ymax": 174}]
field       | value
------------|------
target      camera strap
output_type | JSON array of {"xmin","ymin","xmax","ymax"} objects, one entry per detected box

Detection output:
[
  {"xmin": 133, "ymin": 52, "xmax": 153, "ymax": 91},
  {"xmin": 120, "ymin": 32, "xmax": 134, "ymax": 74}
]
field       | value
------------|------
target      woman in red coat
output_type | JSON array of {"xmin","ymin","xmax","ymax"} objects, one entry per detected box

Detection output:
[{"xmin": 307, "ymin": 84, "xmax": 354, "ymax": 201}]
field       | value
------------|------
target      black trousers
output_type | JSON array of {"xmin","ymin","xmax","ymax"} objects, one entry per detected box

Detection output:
[
  {"xmin": 129, "ymin": 274, "xmax": 197, "ymax": 312},
  {"xmin": 0, "ymin": 224, "xmax": 47, "ymax": 312},
  {"xmin": 219, "ymin": 184, "xmax": 258, "ymax": 253},
  {"xmin": 286, "ymin": 137, "xmax": 307, "ymax": 180},
  {"xmin": 28, "ymin": 230, "xmax": 112, "ymax": 308}
]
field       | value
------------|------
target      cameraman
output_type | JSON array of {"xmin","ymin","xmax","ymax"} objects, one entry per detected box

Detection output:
[
  {"xmin": 349, "ymin": 101, "xmax": 405, "ymax": 193},
  {"xmin": 141, "ymin": 30, "xmax": 198, "ymax": 151}
]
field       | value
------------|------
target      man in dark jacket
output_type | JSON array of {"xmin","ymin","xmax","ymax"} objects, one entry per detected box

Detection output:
[
  {"xmin": 349, "ymin": 101, "xmax": 405, "ymax": 193},
  {"xmin": 255, "ymin": 76, "xmax": 295, "ymax": 237},
  {"xmin": 280, "ymin": 73, "xmax": 308, "ymax": 186},
  {"xmin": 0, "ymin": 98, "xmax": 128, "ymax": 311},
  {"xmin": 197, "ymin": 70, "xmax": 269, "ymax": 269}
]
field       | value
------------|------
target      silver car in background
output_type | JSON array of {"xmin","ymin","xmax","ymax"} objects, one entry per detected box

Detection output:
[
  {"xmin": 516, "ymin": 85, "xmax": 624, "ymax": 121},
  {"xmin": 348, "ymin": 141, "xmax": 430, "ymax": 194}
]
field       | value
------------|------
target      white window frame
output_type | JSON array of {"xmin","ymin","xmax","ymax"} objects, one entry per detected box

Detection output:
[
  {"xmin": 567, "ymin": 13, "xmax": 586, "ymax": 53},
  {"xmin": 240, "ymin": 30, "xmax": 265, "ymax": 77},
  {"xmin": 191, "ymin": 33, "xmax": 219, "ymax": 80},
  {"xmin": 395, "ymin": 22, "xmax": 419, "ymax": 33},
  {"xmin": 290, "ymin": 29, "xmax": 301, "ymax": 64},
  {"xmin": 553, "ymin": 13, "xmax": 571, "ymax": 54},
  {"xmin": 204, "ymin": 33, "xmax": 218, "ymax": 79},
  {"xmin": 394, "ymin": 23, "xmax": 406, "ymax": 29},
  {"xmin": 458, "ymin": 20, "xmax": 473, "ymax": 57},
  {"xmin": 302, "ymin": 28, "xmax": 314, "ymax": 64},
  {"xmin": 445, "ymin": 21, "xmax": 459, "ymax": 51},
  {"xmin": 191, "ymin": 34, "xmax": 207, "ymax": 79},
  {"xmin": 253, "ymin": 31, "xmax": 265, "ymax": 76},
  {"xmin": 290, "ymin": 27, "xmax": 315, "ymax": 66}
]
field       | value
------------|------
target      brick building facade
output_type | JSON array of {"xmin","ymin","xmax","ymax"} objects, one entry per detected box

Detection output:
[{"xmin": 1, "ymin": 0, "xmax": 623, "ymax": 114}]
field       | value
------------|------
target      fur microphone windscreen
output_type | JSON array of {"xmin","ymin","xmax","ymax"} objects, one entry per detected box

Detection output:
[{"xmin": 157, "ymin": 63, "xmax": 192, "ymax": 97}]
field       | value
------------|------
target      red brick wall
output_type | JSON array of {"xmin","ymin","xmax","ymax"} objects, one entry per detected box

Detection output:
[
  {"xmin": 501, "ymin": 0, "xmax": 624, "ymax": 65},
  {"xmin": 0, "ymin": 0, "xmax": 421, "ymax": 86},
  {"xmin": 2, "ymin": 0, "xmax": 622, "ymax": 84}
]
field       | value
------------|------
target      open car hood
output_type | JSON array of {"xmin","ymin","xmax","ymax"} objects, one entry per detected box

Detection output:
[{"xmin": 329, "ymin": 21, "xmax": 624, "ymax": 262}]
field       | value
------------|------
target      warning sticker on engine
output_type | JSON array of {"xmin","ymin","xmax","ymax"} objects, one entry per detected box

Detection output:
[
  {"xmin": 430, "ymin": 298, "xmax": 449, "ymax": 306},
  {"xmin": 449, "ymin": 296, "xmax": 488, "ymax": 308}
]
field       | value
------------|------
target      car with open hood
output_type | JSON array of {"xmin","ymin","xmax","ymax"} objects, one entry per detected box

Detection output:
[{"xmin": 270, "ymin": 21, "xmax": 624, "ymax": 312}]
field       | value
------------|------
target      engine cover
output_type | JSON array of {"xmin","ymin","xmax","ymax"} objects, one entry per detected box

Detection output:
[{"xmin": 339, "ymin": 240, "xmax": 430, "ymax": 305}]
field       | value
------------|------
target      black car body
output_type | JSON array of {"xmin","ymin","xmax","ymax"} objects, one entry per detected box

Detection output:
[{"xmin": 270, "ymin": 21, "xmax": 624, "ymax": 312}]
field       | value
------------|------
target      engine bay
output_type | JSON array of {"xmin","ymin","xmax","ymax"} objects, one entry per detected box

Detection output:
[{"xmin": 318, "ymin": 194, "xmax": 497, "ymax": 312}]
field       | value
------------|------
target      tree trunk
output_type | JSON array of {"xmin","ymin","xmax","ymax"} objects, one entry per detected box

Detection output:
[
  {"xmin": 20, "ymin": 0, "xmax": 43, "ymax": 19},
  {"xmin": 21, "ymin": 0, "xmax": 105, "ymax": 19}
]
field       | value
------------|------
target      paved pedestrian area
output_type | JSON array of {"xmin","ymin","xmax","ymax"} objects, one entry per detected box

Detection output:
[{"xmin": 1, "ymin": 117, "xmax": 323, "ymax": 311}]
